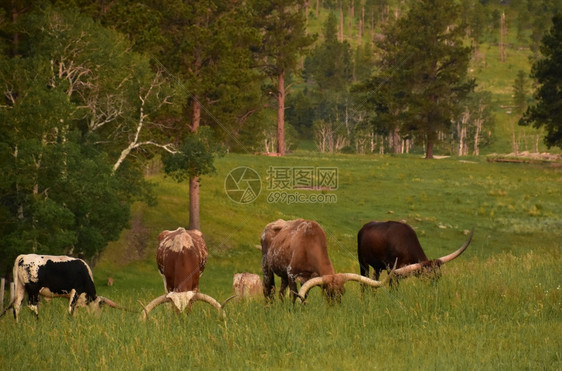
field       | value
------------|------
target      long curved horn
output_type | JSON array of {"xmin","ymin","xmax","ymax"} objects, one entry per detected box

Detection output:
[
  {"xmin": 438, "ymin": 227, "xmax": 474, "ymax": 264},
  {"xmin": 335, "ymin": 274, "xmax": 384, "ymax": 287},
  {"xmin": 221, "ymin": 295, "xmax": 237, "ymax": 308},
  {"xmin": 296, "ymin": 261, "xmax": 399, "ymax": 303},
  {"xmin": 336, "ymin": 258, "xmax": 397, "ymax": 287},
  {"xmin": 190, "ymin": 293, "xmax": 223, "ymax": 313},
  {"xmin": 139, "ymin": 295, "xmax": 170, "ymax": 320},
  {"xmin": 296, "ymin": 277, "xmax": 325, "ymax": 303},
  {"xmin": 394, "ymin": 228, "xmax": 474, "ymax": 276},
  {"xmin": 392, "ymin": 262, "xmax": 424, "ymax": 276}
]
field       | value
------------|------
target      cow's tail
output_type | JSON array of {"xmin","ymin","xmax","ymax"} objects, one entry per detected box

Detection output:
[
  {"xmin": 0, "ymin": 265, "xmax": 17, "ymax": 318},
  {"xmin": 0, "ymin": 299, "xmax": 15, "ymax": 319}
]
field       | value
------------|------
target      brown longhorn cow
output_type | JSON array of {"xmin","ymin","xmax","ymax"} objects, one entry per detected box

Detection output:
[
  {"xmin": 140, "ymin": 228, "xmax": 228, "ymax": 319},
  {"xmin": 357, "ymin": 221, "xmax": 474, "ymax": 280},
  {"xmin": 261, "ymin": 219, "xmax": 392, "ymax": 303}
]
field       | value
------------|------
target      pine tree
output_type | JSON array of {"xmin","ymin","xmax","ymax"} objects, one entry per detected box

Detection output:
[
  {"xmin": 356, "ymin": 0, "xmax": 473, "ymax": 158},
  {"xmin": 520, "ymin": 13, "xmax": 562, "ymax": 149},
  {"xmin": 123, "ymin": 1, "xmax": 260, "ymax": 230},
  {"xmin": 253, "ymin": 0, "xmax": 315, "ymax": 156}
]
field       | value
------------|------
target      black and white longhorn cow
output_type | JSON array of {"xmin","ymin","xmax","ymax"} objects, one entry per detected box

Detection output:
[{"xmin": 0, "ymin": 254, "xmax": 122, "ymax": 322}]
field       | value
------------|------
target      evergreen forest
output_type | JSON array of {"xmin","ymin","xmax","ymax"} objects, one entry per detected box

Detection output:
[{"xmin": 1, "ymin": 0, "xmax": 562, "ymax": 272}]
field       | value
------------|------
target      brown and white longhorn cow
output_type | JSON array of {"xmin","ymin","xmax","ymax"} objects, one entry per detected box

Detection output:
[
  {"xmin": 140, "ymin": 228, "xmax": 228, "ymax": 319},
  {"xmin": 0, "ymin": 254, "xmax": 125, "ymax": 322},
  {"xmin": 157, "ymin": 228, "xmax": 208, "ymax": 293},
  {"xmin": 261, "ymin": 219, "xmax": 393, "ymax": 303},
  {"xmin": 357, "ymin": 221, "xmax": 474, "ymax": 280}
]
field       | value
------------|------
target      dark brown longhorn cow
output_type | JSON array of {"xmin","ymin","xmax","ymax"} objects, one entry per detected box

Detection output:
[
  {"xmin": 357, "ymin": 221, "xmax": 473, "ymax": 280},
  {"xmin": 261, "ymin": 219, "xmax": 393, "ymax": 303}
]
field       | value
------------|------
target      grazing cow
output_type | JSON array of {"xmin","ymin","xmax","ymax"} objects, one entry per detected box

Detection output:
[
  {"xmin": 261, "ymin": 219, "xmax": 391, "ymax": 303},
  {"xmin": 357, "ymin": 221, "xmax": 474, "ymax": 280},
  {"xmin": 156, "ymin": 228, "xmax": 208, "ymax": 293},
  {"xmin": 233, "ymin": 273, "xmax": 262, "ymax": 298},
  {"xmin": 143, "ymin": 227, "xmax": 230, "ymax": 318},
  {"xmin": 0, "ymin": 254, "xmax": 122, "ymax": 322}
]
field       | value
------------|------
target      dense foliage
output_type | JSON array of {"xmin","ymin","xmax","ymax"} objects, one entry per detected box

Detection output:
[
  {"xmin": 352, "ymin": 0, "xmax": 474, "ymax": 158},
  {"xmin": 1, "ymin": 0, "xmax": 562, "ymax": 273},
  {"xmin": 520, "ymin": 13, "xmax": 562, "ymax": 148},
  {"xmin": 0, "ymin": 6, "xmax": 170, "ymax": 273}
]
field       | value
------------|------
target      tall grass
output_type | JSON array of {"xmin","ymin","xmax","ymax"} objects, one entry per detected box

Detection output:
[
  {"xmin": 1, "ymin": 152, "xmax": 560, "ymax": 369},
  {"xmin": 1, "ymin": 252, "xmax": 559, "ymax": 369}
]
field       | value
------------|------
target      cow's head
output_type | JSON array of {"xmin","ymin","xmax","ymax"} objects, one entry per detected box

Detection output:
[
  {"xmin": 91, "ymin": 296, "xmax": 128, "ymax": 312},
  {"xmin": 321, "ymin": 275, "xmax": 347, "ymax": 303},
  {"xmin": 296, "ymin": 261, "xmax": 397, "ymax": 304}
]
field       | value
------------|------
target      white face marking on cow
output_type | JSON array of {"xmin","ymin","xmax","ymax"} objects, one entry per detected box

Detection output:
[{"xmin": 166, "ymin": 291, "xmax": 196, "ymax": 312}]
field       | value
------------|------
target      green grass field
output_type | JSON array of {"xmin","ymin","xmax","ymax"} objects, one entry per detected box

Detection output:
[{"xmin": 1, "ymin": 152, "xmax": 560, "ymax": 369}]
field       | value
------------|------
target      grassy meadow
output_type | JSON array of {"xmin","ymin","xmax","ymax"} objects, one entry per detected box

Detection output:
[{"xmin": 1, "ymin": 152, "xmax": 561, "ymax": 369}]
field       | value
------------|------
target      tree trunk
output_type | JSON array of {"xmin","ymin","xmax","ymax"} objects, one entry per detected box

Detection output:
[
  {"xmin": 426, "ymin": 139, "xmax": 434, "ymax": 159},
  {"xmin": 457, "ymin": 122, "xmax": 463, "ymax": 156},
  {"xmin": 359, "ymin": 6, "xmax": 364, "ymax": 45},
  {"xmin": 425, "ymin": 110, "xmax": 435, "ymax": 159},
  {"xmin": 339, "ymin": 2, "xmax": 344, "ymax": 41},
  {"xmin": 277, "ymin": 71, "xmax": 286, "ymax": 156},
  {"xmin": 500, "ymin": 12, "xmax": 506, "ymax": 63},
  {"xmin": 535, "ymin": 134, "xmax": 539, "ymax": 153},
  {"xmin": 10, "ymin": 0, "xmax": 20, "ymax": 57},
  {"xmin": 189, "ymin": 99, "xmax": 201, "ymax": 230},
  {"xmin": 510, "ymin": 118, "xmax": 519, "ymax": 155},
  {"xmin": 392, "ymin": 126, "xmax": 401, "ymax": 153},
  {"xmin": 426, "ymin": 124, "xmax": 436, "ymax": 159},
  {"xmin": 189, "ymin": 176, "xmax": 200, "ymax": 230},
  {"xmin": 473, "ymin": 121, "xmax": 481, "ymax": 156},
  {"xmin": 304, "ymin": 1, "xmax": 309, "ymax": 34}
]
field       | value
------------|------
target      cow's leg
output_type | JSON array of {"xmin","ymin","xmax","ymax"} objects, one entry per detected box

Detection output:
[
  {"xmin": 262, "ymin": 267, "xmax": 275, "ymax": 301},
  {"xmin": 359, "ymin": 258, "xmax": 369, "ymax": 278},
  {"xmin": 24, "ymin": 283, "xmax": 41, "ymax": 319},
  {"xmin": 279, "ymin": 276, "xmax": 288, "ymax": 301},
  {"xmin": 359, "ymin": 259, "xmax": 370, "ymax": 293},
  {"xmin": 68, "ymin": 289, "xmax": 78, "ymax": 315},
  {"xmin": 288, "ymin": 276, "xmax": 299, "ymax": 303},
  {"xmin": 12, "ymin": 284, "xmax": 26, "ymax": 322}
]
